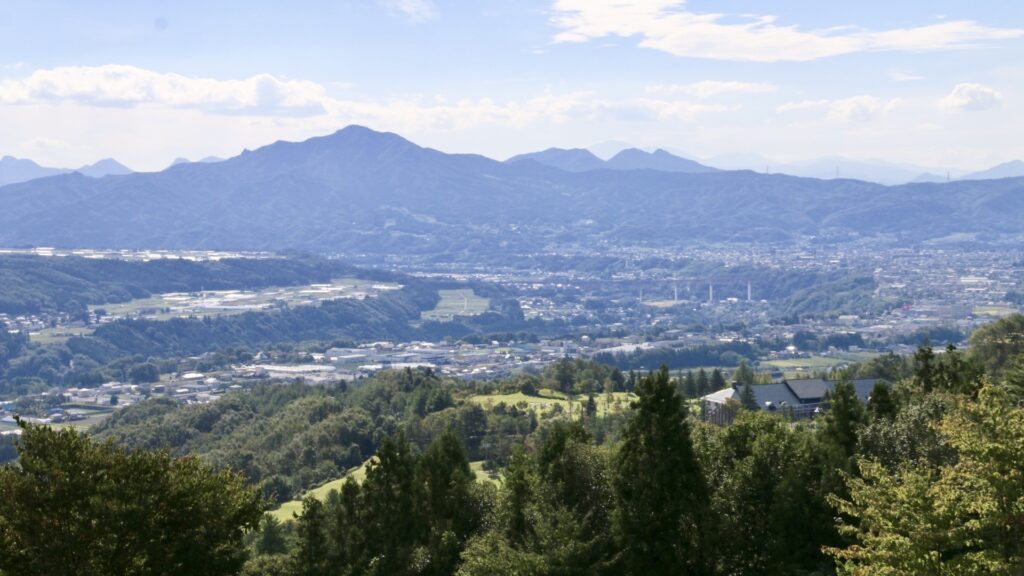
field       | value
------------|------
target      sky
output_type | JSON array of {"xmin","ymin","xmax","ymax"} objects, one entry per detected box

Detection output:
[{"xmin": 0, "ymin": 0, "xmax": 1022, "ymax": 171}]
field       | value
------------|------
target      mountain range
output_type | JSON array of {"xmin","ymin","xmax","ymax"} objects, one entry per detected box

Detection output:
[
  {"xmin": 507, "ymin": 147, "xmax": 717, "ymax": 174},
  {"xmin": 0, "ymin": 156, "xmax": 133, "ymax": 187},
  {"xmin": 0, "ymin": 125, "xmax": 1022, "ymax": 259},
  {"xmin": 658, "ymin": 151, "xmax": 1024, "ymax": 186},
  {"xmin": 960, "ymin": 160, "xmax": 1024, "ymax": 181}
]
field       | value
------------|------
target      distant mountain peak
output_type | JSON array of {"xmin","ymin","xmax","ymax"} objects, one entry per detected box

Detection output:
[
  {"xmin": 0, "ymin": 156, "xmax": 63, "ymax": 187},
  {"xmin": 0, "ymin": 126, "xmax": 1022, "ymax": 254},
  {"xmin": 606, "ymin": 147, "xmax": 717, "ymax": 173},
  {"xmin": 505, "ymin": 147, "xmax": 606, "ymax": 172},
  {"xmin": 961, "ymin": 160, "xmax": 1024, "ymax": 181},
  {"xmin": 75, "ymin": 158, "xmax": 133, "ymax": 178}
]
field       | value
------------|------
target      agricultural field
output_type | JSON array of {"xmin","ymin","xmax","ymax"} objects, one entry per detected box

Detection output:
[
  {"xmin": 29, "ymin": 326, "xmax": 94, "ymax": 344},
  {"xmin": 643, "ymin": 299, "xmax": 684, "ymax": 309},
  {"xmin": 974, "ymin": 305, "xmax": 1017, "ymax": 317},
  {"xmin": 420, "ymin": 289, "xmax": 489, "ymax": 321},
  {"xmin": 761, "ymin": 351, "xmax": 881, "ymax": 373},
  {"xmin": 87, "ymin": 277, "xmax": 402, "ymax": 323},
  {"xmin": 467, "ymin": 388, "xmax": 637, "ymax": 418}
]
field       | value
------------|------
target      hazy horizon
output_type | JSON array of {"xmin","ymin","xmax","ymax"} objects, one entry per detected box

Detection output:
[{"xmin": 1, "ymin": 1, "xmax": 1022, "ymax": 171}]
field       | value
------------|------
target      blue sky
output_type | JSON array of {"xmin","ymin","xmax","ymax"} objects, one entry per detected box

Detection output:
[{"xmin": 0, "ymin": 0, "xmax": 1022, "ymax": 171}]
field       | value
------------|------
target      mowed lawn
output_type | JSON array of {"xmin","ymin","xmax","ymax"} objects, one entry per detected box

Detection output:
[
  {"xmin": 467, "ymin": 389, "xmax": 637, "ymax": 418},
  {"xmin": 421, "ymin": 289, "xmax": 489, "ymax": 321}
]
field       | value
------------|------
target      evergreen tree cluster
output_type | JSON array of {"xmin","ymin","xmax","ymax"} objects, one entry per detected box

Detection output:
[{"xmin": 6, "ymin": 316, "xmax": 1024, "ymax": 575}]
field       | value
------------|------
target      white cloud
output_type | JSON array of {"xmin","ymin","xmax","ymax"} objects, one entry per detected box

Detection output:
[
  {"xmin": 645, "ymin": 81, "xmax": 776, "ymax": 99},
  {"xmin": 939, "ymin": 83, "xmax": 1003, "ymax": 111},
  {"xmin": 0, "ymin": 65, "xmax": 330, "ymax": 115},
  {"xmin": 380, "ymin": 0, "xmax": 436, "ymax": 22},
  {"xmin": 0, "ymin": 65, "xmax": 737, "ymax": 133},
  {"xmin": 549, "ymin": 0, "xmax": 1024, "ymax": 62},
  {"xmin": 777, "ymin": 95, "xmax": 902, "ymax": 122}
]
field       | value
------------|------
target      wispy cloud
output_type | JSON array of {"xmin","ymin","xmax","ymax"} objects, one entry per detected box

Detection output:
[
  {"xmin": 0, "ymin": 65, "xmax": 736, "ymax": 135},
  {"xmin": 777, "ymin": 95, "xmax": 902, "ymax": 122},
  {"xmin": 380, "ymin": 0, "xmax": 437, "ymax": 22},
  {"xmin": 939, "ymin": 83, "xmax": 1003, "ymax": 111},
  {"xmin": 645, "ymin": 81, "xmax": 777, "ymax": 99},
  {"xmin": 549, "ymin": 0, "xmax": 1024, "ymax": 62},
  {"xmin": 0, "ymin": 65, "xmax": 330, "ymax": 115}
]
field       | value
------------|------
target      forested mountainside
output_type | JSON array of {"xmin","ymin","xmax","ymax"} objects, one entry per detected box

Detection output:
[{"xmin": 1, "ymin": 126, "xmax": 1023, "ymax": 258}]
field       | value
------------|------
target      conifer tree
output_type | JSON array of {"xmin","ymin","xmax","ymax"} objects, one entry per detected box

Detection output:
[
  {"xmin": 293, "ymin": 497, "xmax": 329, "ymax": 576},
  {"xmin": 684, "ymin": 370, "xmax": 697, "ymax": 398},
  {"xmin": 735, "ymin": 359, "xmax": 755, "ymax": 385},
  {"xmin": 820, "ymin": 379, "xmax": 865, "ymax": 458},
  {"xmin": 613, "ymin": 366, "xmax": 709, "ymax": 575},
  {"xmin": 711, "ymin": 368, "xmax": 727, "ymax": 391},
  {"xmin": 913, "ymin": 341, "xmax": 936, "ymax": 392},
  {"xmin": 866, "ymin": 381, "xmax": 896, "ymax": 420},
  {"xmin": 740, "ymin": 381, "xmax": 759, "ymax": 410},
  {"xmin": 696, "ymin": 368, "xmax": 710, "ymax": 397},
  {"xmin": 416, "ymin": 429, "xmax": 479, "ymax": 576},
  {"xmin": 256, "ymin": 514, "xmax": 289, "ymax": 556},
  {"xmin": 358, "ymin": 433, "xmax": 421, "ymax": 575}
]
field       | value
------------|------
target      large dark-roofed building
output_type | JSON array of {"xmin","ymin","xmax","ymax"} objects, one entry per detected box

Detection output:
[{"xmin": 701, "ymin": 378, "xmax": 879, "ymax": 425}]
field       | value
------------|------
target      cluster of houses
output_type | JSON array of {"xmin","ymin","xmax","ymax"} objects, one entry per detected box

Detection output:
[{"xmin": 320, "ymin": 340, "xmax": 581, "ymax": 380}]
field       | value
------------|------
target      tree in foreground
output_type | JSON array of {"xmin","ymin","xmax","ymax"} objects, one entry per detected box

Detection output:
[
  {"xmin": 613, "ymin": 366, "xmax": 710, "ymax": 575},
  {"xmin": 828, "ymin": 382, "xmax": 1024, "ymax": 574},
  {"xmin": 695, "ymin": 411, "xmax": 837, "ymax": 575},
  {"xmin": 0, "ymin": 419, "xmax": 265, "ymax": 576},
  {"xmin": 457, "ymin": 422, "xmax": 614, "ymax": 576}
]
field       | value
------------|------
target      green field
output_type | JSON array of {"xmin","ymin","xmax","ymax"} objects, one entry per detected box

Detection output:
[
  {"xmin": 271, "ymin": 458, "xmax": 500, "ymax": 522},
  {"xmin": 270, "ymin": 460, "xmax": 373, "ymax": 522},
  {"xmin": 761, "ymin": 351, "xmax": 881, "ymax": 372},
  {"xmin": 470, "ymin": 460, "xmax": 502, "ymax": 487},
  {"xmin": 974, "ymin": 305, "xmax": 1017, "ymax": 317},
  {"xmin": 467, "ymin": 389, "xmax": 636, "ymax": 418},
  {"xmin": 421, "ymin": 289, "xmax": 490, "ymax": 321},
  {"xmin": 29, "ymin": 326, "xmax": 95, "ymax": 344}
]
